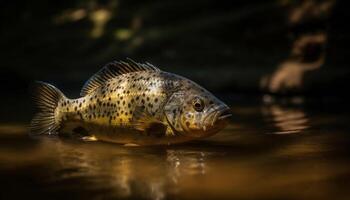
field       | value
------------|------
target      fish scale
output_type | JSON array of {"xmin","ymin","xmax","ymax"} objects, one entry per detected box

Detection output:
[
  {"xmin": 82, "ymin": 72, "xmax": 166, "ymax": 125},
  {"xmin": 30, "ymin": 59, "xmax": 231, "ymax": 145}
]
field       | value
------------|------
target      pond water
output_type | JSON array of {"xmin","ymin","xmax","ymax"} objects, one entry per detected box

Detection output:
[{"xmin": 0, "ymin": 95, "xmax": 349, "ymax": 200}]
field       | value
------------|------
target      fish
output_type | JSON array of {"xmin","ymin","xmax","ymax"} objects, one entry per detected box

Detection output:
[{"xmin": 30, "ymin": 59, "xmax": 231, "ymax": 145}]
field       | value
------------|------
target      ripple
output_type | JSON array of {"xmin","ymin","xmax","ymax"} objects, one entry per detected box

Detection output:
[{"xmin": 262, "ymin": 104, "xmax": 309, "ymax": 134}]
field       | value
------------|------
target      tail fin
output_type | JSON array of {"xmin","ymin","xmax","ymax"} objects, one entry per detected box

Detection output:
[{"xmin": 30, "ymin": 81, "xmax": 65, "ymax": 135}]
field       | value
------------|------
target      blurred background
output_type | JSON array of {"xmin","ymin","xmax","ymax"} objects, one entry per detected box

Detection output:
[
  {"xmin": 1, "ymin": 1, "xmax": 350, "ymax": 200},
  {"xmin": 1, "ymin": 0, "xmax": 349, "ymax": 99}
]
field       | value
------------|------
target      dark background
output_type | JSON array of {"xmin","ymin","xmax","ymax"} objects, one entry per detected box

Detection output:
[
  {"xmin": 1, "ymin": 2, "xmax": 350, "ymax": 200},
  {"xmin": 0, "ymin": 0, "xmax": 349, "ymax": 101}
]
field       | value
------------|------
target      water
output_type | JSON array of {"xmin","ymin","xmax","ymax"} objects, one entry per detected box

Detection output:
[{"xmin": 0, "ymin": 96, "xmax": 350, "ymax": 200}]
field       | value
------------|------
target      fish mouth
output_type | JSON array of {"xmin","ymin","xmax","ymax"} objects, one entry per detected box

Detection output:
[
  {"xmin": 203, "ymin": 105, "xmax": 232, "ymax": 132},
  {"xmin": 217, "ymin": 108, "xmax": 232, "ymax": 121},
  {"xmin": 184, "ymin": 105, "xmax": 232, "ymax": 138}
]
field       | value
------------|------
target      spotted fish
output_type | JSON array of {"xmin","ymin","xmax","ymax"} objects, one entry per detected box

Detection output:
[{"xmin": 30, "ymin": 59, "xmax": 231, "ymax": 145}]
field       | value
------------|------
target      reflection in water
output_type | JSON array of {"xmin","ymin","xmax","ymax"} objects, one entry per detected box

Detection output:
[
  {"xmin": 167, "ymin": 150, "xmax": 207, "ymax": 189},
  {"xmin": 262, "ymin": 101, "xmax": 309, "ymax": 134},
  {"xmin": 51, "ymin": 140, "xmax": 209, "ymax": 200}
]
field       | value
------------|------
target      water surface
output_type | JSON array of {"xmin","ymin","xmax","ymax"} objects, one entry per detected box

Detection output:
[{"xmin": 0, "ymin": 96, "xmax": 349, "ymax": 200}]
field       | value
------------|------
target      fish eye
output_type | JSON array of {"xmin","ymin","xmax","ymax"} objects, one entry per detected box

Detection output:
[{"xmin": 192, "ymin": 97, "xmax": 204, "ymax": 112}]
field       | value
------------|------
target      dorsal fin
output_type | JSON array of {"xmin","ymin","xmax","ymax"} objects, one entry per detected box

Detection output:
[{"xmin": 80, "ymin": 58, "xmax": 161, "ymax": 96}]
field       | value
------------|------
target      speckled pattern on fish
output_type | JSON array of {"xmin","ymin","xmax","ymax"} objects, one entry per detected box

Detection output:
[{"xmin": 30, "ymin": 59, "xmax": 231, "ymax": 145}]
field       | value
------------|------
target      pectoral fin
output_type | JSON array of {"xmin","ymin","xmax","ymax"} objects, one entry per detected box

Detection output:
[
  {"xmin": 165, "ymin": 126, "xmax": 176, "ymax": 136},
  {"xmin": 131, "ymin": 106, "xmax": 167, "ymax": 137}
]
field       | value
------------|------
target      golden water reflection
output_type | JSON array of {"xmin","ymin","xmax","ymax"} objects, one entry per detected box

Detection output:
[
  {"xmin": 262, "ymin": 104, "xmax": 309, "ymax": 134},
  {"xmin": 31, "ymin": 135, "xmax": 347, "ymax": 200},
  {"xmin": 51, "ymin": 139, "xmax": 210, "ymax": 200}
]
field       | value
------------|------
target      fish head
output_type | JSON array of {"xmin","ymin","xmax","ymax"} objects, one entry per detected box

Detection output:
[{"xmin": 164, "ymin": 86, "xmax": 231, "ymax": 138}]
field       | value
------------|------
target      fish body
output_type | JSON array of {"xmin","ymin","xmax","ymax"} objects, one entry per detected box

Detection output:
[{"xmin": 31, "ymin": 59, "xmax": 231, "ymax": 145}]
